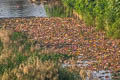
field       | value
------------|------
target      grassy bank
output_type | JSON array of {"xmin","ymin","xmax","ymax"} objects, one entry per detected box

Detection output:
[
  {"xmin": 62, "ymin": 0, "xmax": 120, "ymax": 39},
  {"xmin": 0, "ymin": 29, "xmax": 81, "ymax": 80}
]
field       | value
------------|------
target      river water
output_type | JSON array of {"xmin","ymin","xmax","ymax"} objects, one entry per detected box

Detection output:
[
  {"xmin": 0, "ymin": 0, "xmax": 72, "ymax": 18},
  {"xmin": 0, "ymin": 0, "xmax": 47, "ymax": 18}
]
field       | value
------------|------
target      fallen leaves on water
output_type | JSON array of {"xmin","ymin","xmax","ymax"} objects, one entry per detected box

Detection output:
[{"xmin": 0, "ymin": 17, "xmax": 120, "ymax": 71}]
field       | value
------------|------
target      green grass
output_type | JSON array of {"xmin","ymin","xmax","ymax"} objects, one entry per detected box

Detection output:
[
  {"xmin": 58, "ymin": 68, "xmax": 81, "ymax": 80},
  {"xmin": 34, "ymin": 52, "xmax": 73, "ymax": 62},
  {"xmin": 0, "ymin": 40, "xmax": 3, "ymax": 53},
  {"xmin": 10, "ymin": 31, "xmax": 27, "ymax": 41},
  {"xmin": 0, "ymin": 30, "xmax": 81, "ymax": 80},
  {"xmin": 112, "ymin": 70, "xmax": 120, "ymax": 80}
]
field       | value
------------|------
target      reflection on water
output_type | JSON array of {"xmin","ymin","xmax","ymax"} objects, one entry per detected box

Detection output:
[
  {"xmin": 63, "ymin": 56, "xmax": 112, "ymax": 80},
  {"xmin": 0, "ymin": 0, "xmax": 73, "ymax": 18},
  {"xmin": 44, "ymin": 0, "xmax": 73, "ymax": 17},
  {"xmin": 0, "ymin": 0, "xmax": 47, "ymax": 18}
]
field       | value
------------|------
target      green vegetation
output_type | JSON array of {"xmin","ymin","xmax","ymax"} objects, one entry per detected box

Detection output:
[
  {"xmin": 44, "ymin": 1, "xmax": 73, "ymax": 17},
  {"xmin": 112, "ymin": 70, "xmax": 120, "ymax": 80},
  {"xmin": 0, "ymin": 30, "xmax": 81, "ymax": 80},
  {"xmin": 62, "ymin": 0, "xmax": 120, "ymax": 38},
  {"xmin": 1, "ymin": 56, "xmax": 80, "ymax": 80},
  {"xmin": 0, "ymin": 40, "xmax": 3, "ymax": 53},
  {"xmin": 35, "ymin": 52, "xmax": 73, "ymax": 62}
]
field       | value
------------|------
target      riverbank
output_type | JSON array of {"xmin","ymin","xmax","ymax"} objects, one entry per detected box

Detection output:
[
  {"xmin": 62, "ymin": 0, "xmax": 120, "ymax": 39},
  {"xmin": 0, "ymin": 27, "xmax": 81, "ymax": 80}
]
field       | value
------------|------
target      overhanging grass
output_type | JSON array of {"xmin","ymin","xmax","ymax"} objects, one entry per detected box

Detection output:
[{"xmin": 0, "ymin": 30, "xmax": 81, "ymax": 80}]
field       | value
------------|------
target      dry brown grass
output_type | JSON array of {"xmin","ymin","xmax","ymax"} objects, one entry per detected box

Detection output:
[
  {"xmin": 0, "ymin": 29, "xmax": 13, "ymax": 49},
  {"xmin": 0, "ymin": 29, "xmax": 83, "ymax": 80},
  {"xmin": 2, "ymin": 57, "xmax": 59, "ymax": 80},
  {"xmin": 0, "ymin": 49, "xmax": 12, "ymax": 65}
]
